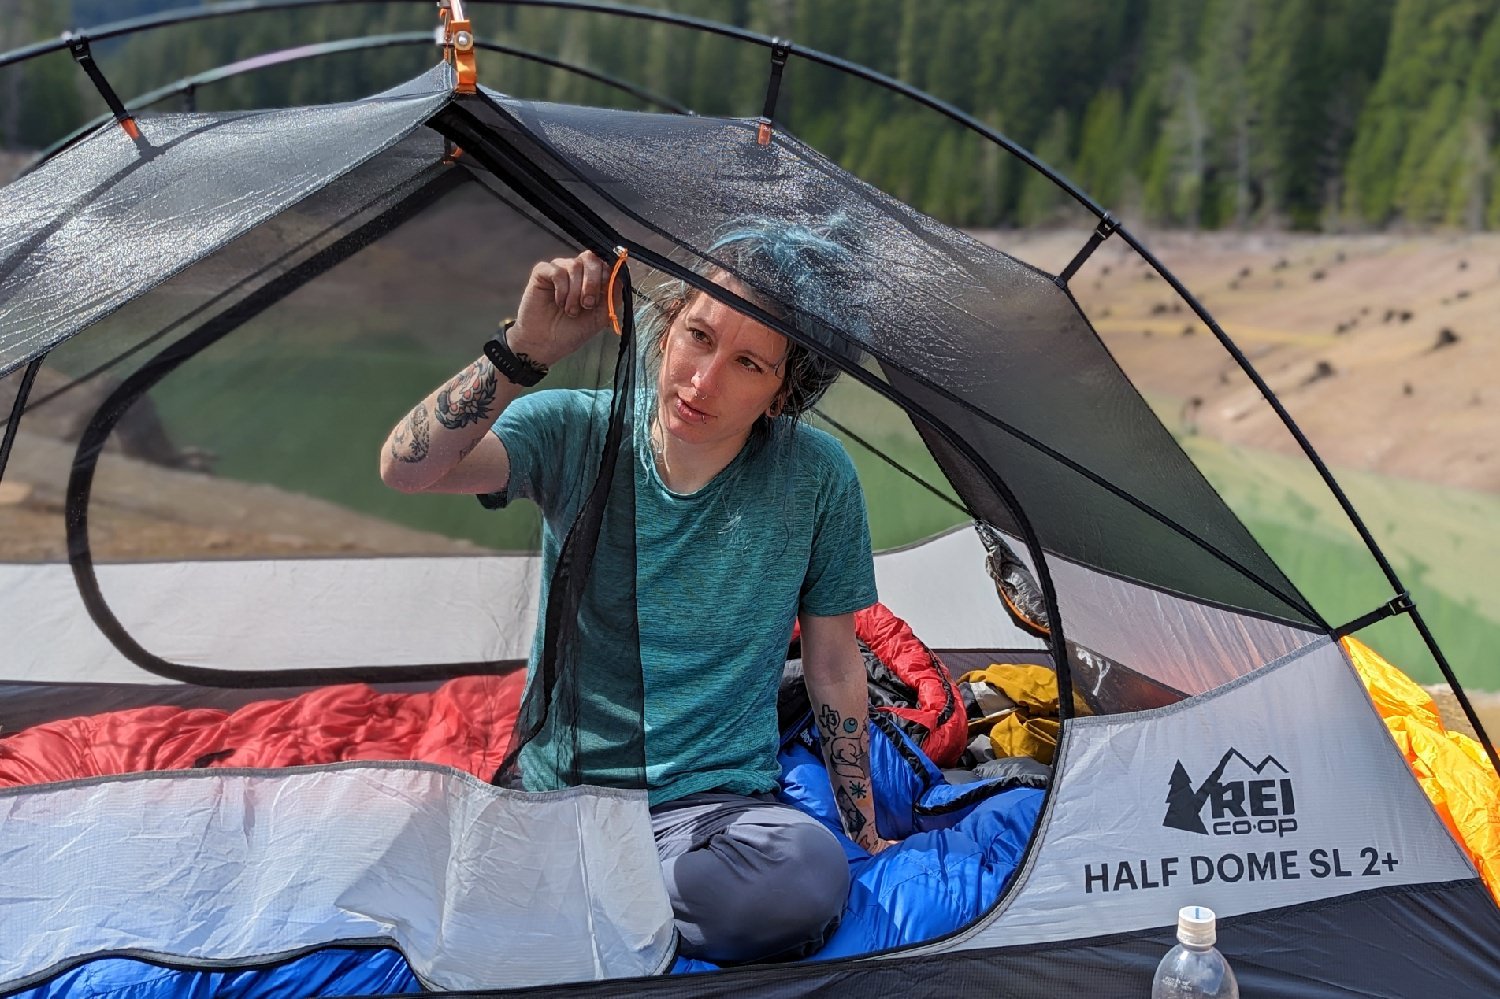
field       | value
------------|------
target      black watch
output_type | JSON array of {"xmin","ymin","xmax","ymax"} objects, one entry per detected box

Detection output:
[{"xmin": 484, "ymin": 318, "xmax": 549, "ymax": 387}]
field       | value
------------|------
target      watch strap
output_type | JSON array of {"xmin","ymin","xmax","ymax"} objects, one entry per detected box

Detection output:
[{"xmin": 484, "ymin": 318, "xmax": 548, "ymax": 387}]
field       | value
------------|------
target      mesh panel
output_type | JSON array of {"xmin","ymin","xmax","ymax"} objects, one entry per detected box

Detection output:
[
  {"xmin": 0, "ymin": 67, "xmax": 453, "ymax": 378},
  {"xmin": 1059, "ymin": 236, "xmax": 1417, "ymax": 641},
  {"xmin": 463, "ymin": 93, "xmax": 1318, "ymax": 628}
]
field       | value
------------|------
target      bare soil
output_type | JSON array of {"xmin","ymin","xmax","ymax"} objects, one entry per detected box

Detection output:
[
  {"xmin": 992, "ymin": 229, "xmax": 1500, "ymax": 493},
  {"xmin": 0, "ymin": 427, "xmax": 483, "ymax": 562}
]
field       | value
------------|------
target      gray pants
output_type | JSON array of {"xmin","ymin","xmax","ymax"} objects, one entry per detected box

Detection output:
[{"xmin": 652, "ymin": 791, "xmax": 850, "ymax": 964}]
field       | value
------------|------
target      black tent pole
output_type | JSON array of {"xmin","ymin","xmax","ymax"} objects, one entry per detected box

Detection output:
[
  {"xmin": 0, "ymin": 0, "xmax": 1106, "ymax": 219},
  {"xmin": 0, "ymin": 356, "xmax": 45, "ymax": 485},
  {"xmin": 25, "ymin": 33, "xmax": 690, "ymax": 172}
]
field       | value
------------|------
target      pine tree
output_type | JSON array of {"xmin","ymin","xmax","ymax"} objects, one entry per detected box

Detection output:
[
  {"xmin": 1344, "ymin": 0, "xmax": 1489, "ymax": 227},
  {"xmin": 1074, "ymin": 88, "xmax": 1127, "ymax": 212},
  {"xmin": 17, "ymin": 0, "xmax": 1499, "ymax": 231},
  {"xmin": 1016, "ymin": 109, "xmax": 1074, "ymax": 226},
  {"xmin": 1163, "ymin": 760, "xmax": 1206, "ymax": 834}
]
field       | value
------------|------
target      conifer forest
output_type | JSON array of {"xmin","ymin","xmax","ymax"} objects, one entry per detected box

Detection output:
[{"xmin": 4, "ymin": 0, "xmax": 1499, "ymax": 232}]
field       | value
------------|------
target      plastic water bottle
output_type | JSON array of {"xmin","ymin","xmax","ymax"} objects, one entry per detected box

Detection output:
[{"xmin": 1150, "ymin": 905, "xmax": 1239, "ymax": 999}]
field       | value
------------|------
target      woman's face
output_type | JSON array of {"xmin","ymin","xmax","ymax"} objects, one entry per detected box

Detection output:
[{"xmin": 656, "ymin": 282, "xmax": 789, "ymax": 453}]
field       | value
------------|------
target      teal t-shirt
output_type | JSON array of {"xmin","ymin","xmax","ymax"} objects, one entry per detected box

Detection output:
[{"xmin": 488, "ymin": 388, "xmax": 877, "ymax": 805}]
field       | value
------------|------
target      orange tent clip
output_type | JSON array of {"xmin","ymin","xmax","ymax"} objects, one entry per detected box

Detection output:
[
  {"xmin": 607, "ymin": 247, "xmax": 630, "ymax": 336},
  {"xmin": 438, "ymin": 0, "xmax": 478, "ymax": 95}
]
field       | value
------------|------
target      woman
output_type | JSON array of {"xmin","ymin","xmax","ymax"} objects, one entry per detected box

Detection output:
[{"xmin": 380, "ymin": 221, "xmax": 886, "ymax": 964}]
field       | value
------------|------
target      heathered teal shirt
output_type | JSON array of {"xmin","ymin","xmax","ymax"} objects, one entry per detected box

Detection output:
[{"xmin": 488, "ymin": 388, "xmax": 877, "ymax": 805}]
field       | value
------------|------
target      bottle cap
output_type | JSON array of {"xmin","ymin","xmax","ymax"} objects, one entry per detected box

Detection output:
[{"xmin": 1177, "ymin": 905, "xmax": 1217, "ymax": 946}]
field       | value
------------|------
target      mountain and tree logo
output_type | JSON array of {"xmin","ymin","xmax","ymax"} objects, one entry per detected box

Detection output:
[{"xmin": 1164, "ymin": 748, "xmax": 1298, "ymax": 837}]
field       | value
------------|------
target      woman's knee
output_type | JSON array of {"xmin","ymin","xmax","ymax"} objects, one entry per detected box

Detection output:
[{"xmin": 671, "ymin": 813, "xmax": 849, "ymax": 963}]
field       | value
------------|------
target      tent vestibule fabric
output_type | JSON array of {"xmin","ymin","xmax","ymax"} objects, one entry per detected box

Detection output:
[{"xmin": 0, "ymin": 765, "xmax": 674, "ymax": 993}]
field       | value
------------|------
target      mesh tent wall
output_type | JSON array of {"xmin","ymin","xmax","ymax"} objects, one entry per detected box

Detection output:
[{"xmin": 1, "ymin": 7, "xmax": 1499, "ymax": 998}]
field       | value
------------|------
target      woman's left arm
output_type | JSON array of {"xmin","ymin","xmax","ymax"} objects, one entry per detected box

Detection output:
[{"xmin": 800, "ymin": 611, "xmax": 893, "ymax": 854}]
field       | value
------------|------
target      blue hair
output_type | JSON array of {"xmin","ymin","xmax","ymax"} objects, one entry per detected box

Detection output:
[{"xmin": 637, "ymin": 215, "xmax": 866, "ymax": 422}]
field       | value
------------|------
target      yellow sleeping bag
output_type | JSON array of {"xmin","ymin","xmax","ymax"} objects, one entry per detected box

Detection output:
[{"xmin": 1343, "ymin": 636, "xmax": 1500, "ymax": 903}]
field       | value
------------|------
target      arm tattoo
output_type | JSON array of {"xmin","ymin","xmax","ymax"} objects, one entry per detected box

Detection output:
[
  {"xmin": 828, "ymin": 735, "xmax": 867, "ymax": 778},
  {"xmin": 836, "ymin": 785, "xmax": 868, "ymax": 840},
  {"xmin": 817, "ymin": 702, "xmax": 878, "ymax": 848},
  {"xmin": 818, "ymin": 703, "xmax": 841, "ymax": 739},
  {"xmin": 389, "ymin": 403, "xmax": 431, "ymax": 463},
  {"xmin": 436, "ymin": 358, "xmax": 499, "ymax": 430}
]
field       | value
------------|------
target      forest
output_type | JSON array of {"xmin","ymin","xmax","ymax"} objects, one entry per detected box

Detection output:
[{"xmin": 2, "ymin": 0, "xmax": 1499, "ymax": 231}]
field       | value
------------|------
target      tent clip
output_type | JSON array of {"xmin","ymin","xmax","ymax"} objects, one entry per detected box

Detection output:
[
  {"xmin": 438, "ymin": 0, "xmax": 478, "ymax": 94},
  {"xmin": 1057, "ymin": 212, "xmax": 1120, "ymax": 287},
  {"xmin": 606, "ymin": 246, "xmax": 630, "ymax": 336},
  {"xmin": 756, "ymin": 39, "xmax": 793, "ymax": 146},
  {"xmin": 63, "ymin": 32, "xmax": 141, "ymax": 142},
  {"xmin": 1334, "ymin": 591, "xmax": 1415, "ymax": 638}
]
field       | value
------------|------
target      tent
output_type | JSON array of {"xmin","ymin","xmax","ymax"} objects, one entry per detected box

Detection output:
[{"xmin": 2, "ymin": 3, "xmax": 1498, "ymax": 996}]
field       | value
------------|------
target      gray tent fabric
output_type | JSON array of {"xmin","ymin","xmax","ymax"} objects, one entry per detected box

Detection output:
[
  {"xmin": 415, "ymin": 882, "xmax": 1500, "ymax": 998},
  {"xmin": 937, "ymin": 637, "xmax": 1479, "ymax": 947},
  {"xmin": 0, "ymin": 764, "xmax": 675, "ymax": 993},
  {"xmin": 0, "ymin": 68, "xmax": 453, "ymax": 378}
]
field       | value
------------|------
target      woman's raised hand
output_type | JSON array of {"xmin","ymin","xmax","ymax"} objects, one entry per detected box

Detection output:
[{"xmin": 507, "ymin": 250, "xmax": 615, "ymax": 366}]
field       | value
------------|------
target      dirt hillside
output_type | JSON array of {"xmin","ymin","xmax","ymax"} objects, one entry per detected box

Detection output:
[{"xmin": 993, "ymin": 229, "xmax": 1500, "ymax": 492}]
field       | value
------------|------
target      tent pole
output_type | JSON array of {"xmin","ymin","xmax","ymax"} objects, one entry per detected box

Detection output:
[
  {"xmin": 755, "ymin": 39, "xmax": 791, "ymax": 146},
  {"xmin": 1410, "ymin": 606, "xmax": 1499, "ymax": 766},
  {"xmin": 25, "ymin": 34, "xmax": 690, "ymax": 175},
  {"xmin": 1114, "ymin": 223, "xmax": 1491, "ymax": 767},
  {"xmin": 63, "ymin": 33, "xmax": 144, "ymax": 144},
  {"xmin": 0, "ymin": 1, "xmax": 1108, "ymax": 216},
  {"xmin": 0, "ymin": 355, "xmax": 44, "ymax": 485}
]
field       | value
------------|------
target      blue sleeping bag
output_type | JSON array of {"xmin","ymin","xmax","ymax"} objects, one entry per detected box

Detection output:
[
  {"xmin": 14, "ymin": 721, "xmax": 1042, "ymax": 995},
  {"xmin": 11, "ymin": 948, "xmax": 422, "ymax": 999},
  {"xmin": 673, "ymin": 716, "xmax": 1044, "ymax": 972}
]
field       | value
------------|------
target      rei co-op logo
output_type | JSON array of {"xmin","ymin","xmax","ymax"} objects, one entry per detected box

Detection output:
[{"xmin": 1164, "ymin": 748, "xmax": 1298, "ymax": 838}]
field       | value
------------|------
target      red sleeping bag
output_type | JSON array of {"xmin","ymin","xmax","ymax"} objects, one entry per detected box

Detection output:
[
  {"xmin": 0, "ymin": 674, "xmax": 523, "ymax": 788},
  {"xmin": 1, "ymin": 605, "xmax": 962, "ymax": 787},
  {"xmin": 853, "ymin": 603, "xmax": 966, "ymax": 767},
  {"xmin": 793, "ymin": 602, "xmax": 967, "ymax": 768}
]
